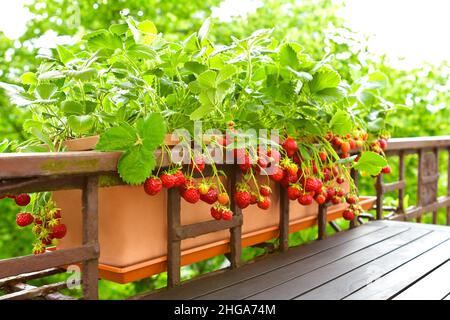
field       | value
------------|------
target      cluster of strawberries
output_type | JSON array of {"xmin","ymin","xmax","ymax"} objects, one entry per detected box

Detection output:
[
  {"xmin": 142, "ymin": 129, "xmax": 390, "ymax": 223},
  {"xmin": 1, "ymin": 193, "xmax": 67, "ymax": 254},
  {"xmin": 143, "ymin": 155, "xmax": 233, "ymax": 221}
]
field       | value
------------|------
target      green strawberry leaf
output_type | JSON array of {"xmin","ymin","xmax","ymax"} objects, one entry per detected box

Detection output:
[
  {"xmin": 117, "ymin": 146, "xmax": 155, "ymax": 185},
  {"xmin": 309, "ymin": 67, "xmax": 341, "ymax": 93},
  {"xmin": 96, "ymin": 123, "xmax": 137, "ymax": 151},
  {"xmin": 353, "ymin": 151, "xmax": 387, "ymax": 175},
  {"xmin": 67, "ymin": 115, "xmax": 95, "ymax": 135},
  {"xmin": 137, "ymin": 113, "xmax": 167, "ymax": 151},
  {"xmin": 330, "ymin": 110, "xmax": 353, "ymax": 136}
]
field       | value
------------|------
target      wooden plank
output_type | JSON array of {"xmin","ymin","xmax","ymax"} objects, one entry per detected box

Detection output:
[
  {"xmin": 246, "ymin": 227, "xmax": 428, "ymax": 300},
  {"xmin": 81, "ymin": 176, "xmax": 99, "ymax": 300},
  {"xmin": 0, "ymin": 245, "xmax": 97, "ymax": 279},
  {"xmin": 4, "ymin": 282, "xmax": 77, "ymax": 300},
  {"xmin": 197, "ymin": 225, "xmax": 411, "ymax": 300},
  {"xmin": 175, "ymin": 215, "xmax": 243, "ymax": 240},
  {"xmin": 393, "ymin": 260, "xmax": 450, "ymax": 300},
  {"xmin": 0, "ymin": 281, "xmax": 67, "ymax": 300},
  {"xmin": 0, "ymin": 175, "xmax": 85, "ymax": 196},
  {"xmin": 382, "ymin": 180, "xmax": 406, "ymax": 193},
  {"xmin": 0, "ymin": 268, "xmax": 64, "ymax": 288},
  {"xmin": 297, "ymin": 231, "xmax": 450, "ymax": 300},
  {"xmin": 132, "ymin": 222, "xmax": 386, "ymax": 300},
  {"xmin": 346, "ymin": 239, "xmax": 450, "ymax": 300},
  {"xmin": 0, "ymin": 152, "xmax": 120, "ymax": 179},
  {"xmin": 167, "ymin": 187, "xmax": 181, "ymax": 287},
  {"xmin": 279, "ymin": 186, "xmax": 289, "ymax": 251},
  {"xmin": 385, "ymin": 136, "xmax": 450, "ymax": 151}
]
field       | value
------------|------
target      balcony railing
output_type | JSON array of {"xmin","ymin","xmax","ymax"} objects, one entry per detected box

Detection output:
[{"xmin": 0, "ymin": 136, "xmax": 449, "ymax": 300}]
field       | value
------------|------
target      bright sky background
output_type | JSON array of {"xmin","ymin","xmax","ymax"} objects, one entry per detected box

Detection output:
[{"xmin": 0, "ymin": 0, "xmax": 449, "ymax": 69}]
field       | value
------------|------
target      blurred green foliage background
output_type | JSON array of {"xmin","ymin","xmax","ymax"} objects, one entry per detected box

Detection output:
[{"xmin": 0, "ymin": 0, "xmax": 448, "ymax": 299}]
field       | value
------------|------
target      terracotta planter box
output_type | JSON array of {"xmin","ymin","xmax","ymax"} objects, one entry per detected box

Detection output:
[{"xmin": 53, "ymin": 136, "xmax": 375, "ymax": 283}]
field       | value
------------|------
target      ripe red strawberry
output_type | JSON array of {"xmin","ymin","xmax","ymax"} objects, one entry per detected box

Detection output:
[
  {"xmin": 343, "ymin": 209, "xmax": 355, "ymax": 221},
  {"xmin": 332, "ymin": 137, "xmax": 342, "ymax": 147},
  {"xmin": 41, "ymin": 237, "xmax": 53, "ymax": 246},
  {"xmin": 282, "ymin": 137, "xmax": 298, "ymax": 157},
  {"xmin": 298, "ymin": 193, "xmax": 313, "ymax": 206},
  {"xmin": 336, "ymin": 176, "xmax": 345, "ymax": 184},
  {"xmin": 210, "ymin": 206, "xmax": 222, "ymax": 220},
  {"xmin": 379, "ymin": 138, "xmax": 388, "ymax": 150},
  {"xmin": 173, "ymin": 170, "xmax": 186, "ymax": 187},
  {"xmin": 51, "ymin": 223, "xmax": 67, "ymax": 239},
  {"xmin": 305, "ymin": 177, "xmax": 323, "ymax": 193},
  {"xmin": 331, "ymin": 196, "xmax": 341, "ymax": 205},
  {"xmin": 336, "ymin": 188, "xmax": 345, "ymax": 197},
  {"xmin": 346, "ymin": 195, "xmax": 357, "ymax": 204},
  {"xmin": 144, "ymin": 177, "xmax": 163, "ymax": 196},
  {"xmin": 179, "ymin": 178, "xmax": 196, "ymax": 193},
  {"xmin": 319, "ymin": 151, "xmax": 327, "ymax": 162},
  {"xmin": 200, "ymin": 188, "xmax": 218, "ymax": 205},
  {"xmin": 287, "ymin": 185, "xmax": 301, "ymax": 200},
  {"xmin": 221, "ymin": 208, "xmax": 233, "ymax": 221},
  {"xmin": 16, "ymin": 212, "xmax": 34, "ymax": 227},
  {"xmin": 348, "ymin": 138, "xmax": 356, "ymax": 150},
  {"xmin": 34, "ymin": 218, "xmax": 43, "ymax": 225},
  {"xmin": 259, "ymin": 185, "xmax": 272, "ymax": 197},
  {"xmin": 239, "ymin": 154, "xmax": 253, "ymax": 172},
  {"xmin": 267, "ymin": 149, "xmax": 281, "ymax": 164},
  {"xmin": 15, "ymin": 194, "xmax": 30, "ymax": 206},
  {"xmin": 257, "ymin": 156, "xmax": 269, "ymax": 169},
  {"xmin": 322, "ymin": 167, "xmax": 332, "ymax": 181},
  {"xmin": 182, "ymin": 187, "xmax": 200, "ymax": 204},
  {"xmin": 382, "ymin": 165, "xmax": 391, "ymax": 174},
  {"xmin": 286, "ymin": 171, "xmax": 298, "ymax": 183},
  {"xmin": 314, "ymin": 194, "xmax": 327, "ymax": 205},
  {"xmin": 326, "ymin": 186, "xmax": 336, "ymax": 199},
  {"xmin": 160, "ymin": 173, "xmax": 177, "ymax": 189},
  {"xmin": 269, "ymin": 166, "xmax": 284, "ymax": 182},
  {"xmin": 235, "ymin": 191, "xmax": 251, "ymax": 209},
  {"xmin": 218, "ymin": 193, "xmax": 230, "ymax": 205},
  {"xmin": 250, "ymin": 192, "xmax": 258, "ymax": 205},
  {"xmin": 257, "ymin": 197, "xmax": 271, "ymax": 210},
  {"xmin": 191, "ymin": 154, "xmax": 205, "ymax": 173}
]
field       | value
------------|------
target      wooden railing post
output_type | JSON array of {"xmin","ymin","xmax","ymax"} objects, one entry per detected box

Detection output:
[
  {"xmin": 397, "ymin": 151, "xmax": 406, "ymax": 216},
  {"xmin": 318, "ymin": 204, "xmax": 328, "ymax": 240},
  {"xmin": 229, "ymin": 165, "xmax": 242, "ymax": 269},
  {"xmin": 375, "ymin": 174, "xmax": 383, "ymax": 220},
  {"xmin": 81, "ymin": 176, "xmax": 99, "ymax": 300},
  {"xmin": 167, "ymin": 187, "xmax": 181, "ymax": 288},
  {"xmin": 279, "ymin": 185, "xmax": 289, "ymax": 251},
  {"xmin": 350, "ymin": 168, "xmax": 358, "ymax": 229}
]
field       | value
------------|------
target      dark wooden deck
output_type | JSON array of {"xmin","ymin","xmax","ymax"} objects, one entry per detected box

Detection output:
[{"xmin": 135, "ymin": 220, "xmax": 450, "ymax": 300}]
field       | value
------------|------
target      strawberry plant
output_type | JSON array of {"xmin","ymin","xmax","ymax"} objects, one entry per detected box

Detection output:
[{"xmin": 2, "ymin": 17, "xmax": 393, "ymax": 254}]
